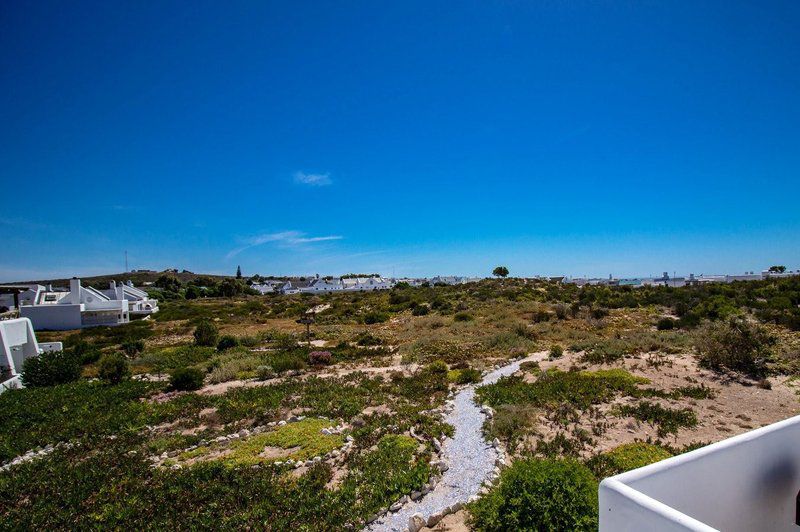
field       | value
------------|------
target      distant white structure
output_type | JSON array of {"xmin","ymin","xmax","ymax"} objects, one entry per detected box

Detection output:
[
  {"xmin": 0, "ymin": 318, "xmax": 62, "ymax": 393},
  {"xmin": 18, "ymin": 278, "xmax": 131, "ymax": 330},
  {"xmin": 599, "ymin": 414, "xmax": 800, "ymax": 531},
  {"xmin": 100, "ymin": 280, "xmax": 159, "ymax": 316}
]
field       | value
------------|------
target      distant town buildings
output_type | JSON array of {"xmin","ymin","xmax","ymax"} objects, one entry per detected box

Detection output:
[
  {"xmin": 249, "ymin": 274, "xmax": 481, "ymax": 295},
  {"xmin": 564, "ymin": 268, "xmax": 800, "ymax": 288}
]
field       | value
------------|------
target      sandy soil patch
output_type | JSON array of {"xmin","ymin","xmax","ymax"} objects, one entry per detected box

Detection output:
[{"xmin": 519, "ymin": 351, "xmax": 800, "ymax": 453}]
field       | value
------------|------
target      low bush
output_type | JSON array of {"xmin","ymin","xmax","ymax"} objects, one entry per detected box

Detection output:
[
  {"xmin": 269, "ymin": 352, "xmax": 307, "ymax": 373},
  {"xmin": 121, "ymin": 339, "xmax": 145, "ymax": 356},
  {"xmin": 695, "ymin": 317, "xmax": 775, "ymax": 378},
  {"xmin": 549, "ymin": 345, "xmax": 564, "ymax": 359},
  {"xmin": 217, "ymin": 335, "xmax": 239, "ymax": 351},
  {"xmin": 354, "ymin": 333, "xmax": 383, "ymax": 346},
  {"xmin": 97, "ymin": 353, "xmax": 130, "ymax": 384},
  {"xmin": 169, "ymin": 367, "xmax": 205, "ymax": 391},
  {"xmin": 363, "ymin": 311, "xmax": 389, "ymax": 324},
  {"xmin": 453, "ymin": 312, "xmax": 474, "ymax": 322},
  {"xmin": 256, "ymin": 365, "xmax": 275, "ymax": 380},
  {"xmin": 193, "ymin": 321, "xmax": 219, "ymax": 347},
  {"xmin": 308, "ymin": 351, "xmax": 332, "ymax": 366},
  {"xmin": 411, "ymin": 305, "xmax": 429, "ymax": 316},
  {"xmin": 477, "ymin": 368, "xmax": 648, "ymax": 411},
  {"xmin": 656, "ymin": 318, "xmax": 676, "ymax": 331},
  {"xmin": 468, "ymin": 458, "xmax": 598, "ymax": 531},
  {"xmin": 448, "ymin": 367, "xmax": 482, "ymax": 384},
  {"xmin": 488, "ymin": 404, "xmax": 537, "ymax": 451},
  {"xmin": 21, "ymin": 351, "xmax": 81, "ymax": 388},
  {"xmin": 617, "ymin": 401, "xmax": 697, "ymax": 437},
  {"xmin": 587, "ymin": 442, "xmax": 672, "ymax": 479}
]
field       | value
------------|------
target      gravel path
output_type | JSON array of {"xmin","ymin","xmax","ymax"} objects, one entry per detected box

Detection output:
[{"xmin": 369, "ymin": 353, "xmax": 545, "ymax": 531}]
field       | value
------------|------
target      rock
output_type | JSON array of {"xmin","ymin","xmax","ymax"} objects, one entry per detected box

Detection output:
[
  {"xmin": 389, "ymin": 501, "xmax": 403, "ymax": 512},
  {"xmin": 492, "ymin": 438, "xmax": 501, "ymax": 448},
  {"xmin": 350, "ymin": 416, "xmax": 365, "ymax": 428},
  {"xmin": 278, "ymin": 420, "xmax": 287, "ymax": 426},
  {"xmin": 321, "ymin": 428, "xmax": 332, "ymax": 435},
  {"xmin": 408, "ymin": 513, "xmax": 425, "ymax": 532},
  {"xmin": 313, "ymin": 456, "xmax": 322, "ymax": 463},
  {"xmin": 238, "ymin": 429, "xmax": 249, "ymax": 438},
  {"xmin": 468, "ymin": 495, "xmax": 480, "ymax": 504},
  {"xmin": 331, "ymin": 449, "xmax": 340, "ymax": 458},
  {"xmin": 345, "ymin": 435, "xmax": 354, "ymax": 443},
  {"xmin": 288, "ymin": 415, "xmax": 300, "ymax": 422},
  {"xmin": 432, "ymin": 438, "xmax": 442, "ymax": 452},
  {"xmin": 449, "ymin": 501, "xmax": 463, "ymax": 513},
  {"xmin": 426, "ymin": 511, "xmax": 446, "ymax": 528},
  {"xmin": 410, "ymin": 490, "xmax": 422, "ymax": 501}
]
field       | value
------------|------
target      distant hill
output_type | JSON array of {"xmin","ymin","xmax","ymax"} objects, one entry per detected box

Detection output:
[{"xmin": 15, "ymin": 270, "xmax": 232, "ymax": 289}]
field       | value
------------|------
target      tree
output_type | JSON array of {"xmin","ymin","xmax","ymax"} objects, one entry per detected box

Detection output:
[
  {"xmin": 492, "ymin": 266, "xmax": 509, "ymax": 278},
  {"xmin": 219, "ymin": 278, "xmax": 246, "ymax": 298},
  {"xmin": 236, "ymin": 265, "xmax": 242, "ymax": 279},
  {"xmin": 154, "ymin": 274, "xmax": 181, "ymax": 292},
  {"xmin": 769, "ymin": 265, "xmax": 786, "ymax": 273}
]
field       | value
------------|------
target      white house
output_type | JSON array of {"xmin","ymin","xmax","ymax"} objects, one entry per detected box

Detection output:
[
  {"xmin": 0, "ymin": 284, "xmax": 46, "ymax": 310},
  {"xmin": 19, "ymin": 278, "xmax": 130, "ymax": 330},
  {"xmin": 341, "ymin": 276, "xmax": 394, "ymax": 291},
  {"xmin": 299, "ymin": 276, "xmax": 345, "ymax": 293},
  {"xmin": 100, "ymin": 280, "xmax": 159, "ymax": 316},
  {"xmin": 599, "ymin": 414, "xmax": 800, "ymax": 531},
  {"xmin": 1, "ymin": 318, "xmax": 62, "ymax": 393}
]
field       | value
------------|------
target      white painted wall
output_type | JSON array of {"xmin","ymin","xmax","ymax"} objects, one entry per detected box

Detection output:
[
  {"xmin": 20, "ymin": 304, "xmax": 83, "ymax": 330},
  {"xmin": 599, "ymin": 414, "xmax": 800, "ymax": 531}
]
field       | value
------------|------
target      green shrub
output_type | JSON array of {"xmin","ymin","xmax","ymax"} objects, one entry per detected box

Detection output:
[
  {"xmin": 411, "ymin": 305, "xmax": 429, "ymax": 316},
  {"xmin": 256, "ymin": 365, "xmax": 275, "ymax": 380},
  {"xmin": 21, "ymin": 351, "xmax": 81, "ymax": 387},
  {"xmin": 587, "ymin": 442, "xmax": 672, "ymax": 479},
  {"xmin": 549, "ymin": 345, "xmax": 564, "ymax": 359},
  {"xmin": 169, "ymin": 367, "xmax": 205, "ymax": 391},
  {"xmin": 354, "ymin": 333, "xmax": 383, "ymax": 346},
  {"xmin": 270, "ymin": 352, "xmax": 307, "ymax": 373},
  {"xmin": 427, "ymin": 359, "xmax": 449, "ymax": 375},
  {"xmin": 363, "ymin": 311, "xmax": 389, "ymax": 324},
  {"xmin": 452, "ymin": 367, "xmax": 482, "ymax": 384},
  {"xmin": 121, "ymin": 339, "xmax": 145, "ymax": 356},
  {"xmin": 488, "ymin": 404, "xmax": 537, "ymax": 451},
  {"xmin": 193, "ymin": 321, "xmax": 219, "ymax": 347},
  {"xmin": 97, "ymin": 353, "xmax": 130, "ymax": 384},
  {"xmin": 477, "ymin": 368, "xmax": 648, "ymax": 411},
  {"xmin": 617, "ymin": 401, "xmax": 697, "ymax": 437},
  {"xmin": 468, "ymin": 458, "xmax": 598, "ymax": 531},
  {"xmin": 695, "ymin": 317, "xmax": 775, "ymax": 377},
  {"xmin": 656, "ymin": 318, "xmax": 676, "ymax": 330},
  {"xmin": 216, "ymin": 335, "xmax": 239, "ymax": 351},
  {"xmin": 454, "ymin": 312, "xmax": 474, "ymax": 322},
  {"xmin": 72, "ymin": 340, "xmax": 101, "ymax": 364}
]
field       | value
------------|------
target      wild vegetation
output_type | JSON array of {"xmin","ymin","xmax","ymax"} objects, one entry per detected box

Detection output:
[{"xmin": 4, "ymin": 275, "xmax": 800, "ymax": 528}]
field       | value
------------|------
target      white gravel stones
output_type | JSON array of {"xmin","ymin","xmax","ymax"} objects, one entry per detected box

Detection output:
[{"xmin": 367, "ymin": 354, "xmax": 543, "ymax": 531}]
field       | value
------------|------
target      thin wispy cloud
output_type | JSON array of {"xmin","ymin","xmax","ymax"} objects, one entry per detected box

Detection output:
[
  {"xmin": 293, "ymin": 171, "xmax": 332, "ymax": 186},
  {"xmin": 227, "ymin": 230, "xmax": 342, "ymax": 259}
]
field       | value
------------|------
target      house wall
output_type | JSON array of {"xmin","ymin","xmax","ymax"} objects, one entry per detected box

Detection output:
[
  {"xmin": 20, "ymin": 304, "xmax": 83, "ymax": 330},
  {"xmin": 600, "ymin": 414, "xmax": 800, "ymax": 531}
]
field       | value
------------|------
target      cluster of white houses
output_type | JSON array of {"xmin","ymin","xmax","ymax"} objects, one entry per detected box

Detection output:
[
  {"xmin": 250, "ymin": 275, "xmax": 481, "ymax": 295},
  {"xmin": 564, "ymin": 269, "xmax": 800, "ymax": 288},
  {"xmin": 0, "ymin": 278, "xmax": 158, "ymax": 331}
]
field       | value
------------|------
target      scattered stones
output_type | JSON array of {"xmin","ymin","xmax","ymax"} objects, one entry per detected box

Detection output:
[{"xmin": 408, "ymin": 513, "xmax": 425, "ymax": 532}]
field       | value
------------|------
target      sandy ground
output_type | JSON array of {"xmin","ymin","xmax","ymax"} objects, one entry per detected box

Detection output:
[{"xmin": 520, "ymin": 351, "xmax": 800, "ymax": 452}]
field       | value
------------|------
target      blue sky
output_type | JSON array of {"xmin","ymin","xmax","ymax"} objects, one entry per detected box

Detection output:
[{"xmin": 1, "ymin": 1, "xmax": 799, "ymax": 281}]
